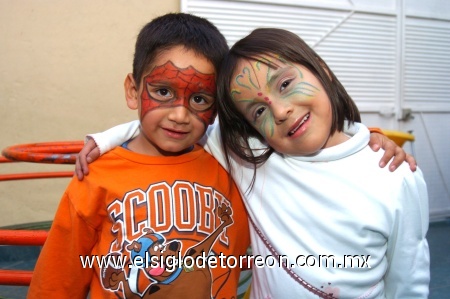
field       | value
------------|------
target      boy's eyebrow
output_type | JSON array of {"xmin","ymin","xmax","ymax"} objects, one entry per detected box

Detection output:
[
  {"xmin": 147, "ymin": 76, "xmax": 217, "ymax": 95},
  {"xmin": 146, "ymin": 81, "xmax": 215, "ymax": 95}
]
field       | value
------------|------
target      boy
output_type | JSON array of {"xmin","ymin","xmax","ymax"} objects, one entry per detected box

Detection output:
[{"xmin": 28, "ymin": 13, "xmax": 250, "ymax": 298}]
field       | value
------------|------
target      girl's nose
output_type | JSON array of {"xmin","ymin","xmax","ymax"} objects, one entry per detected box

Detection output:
[{"xmin": 271, "ymin": 101, "xmax": 292, "ymax": 124}]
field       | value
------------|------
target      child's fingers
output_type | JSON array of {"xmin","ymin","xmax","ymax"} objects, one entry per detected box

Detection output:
[
  {"xmin": 75, "ymin": 152, "xmax": 88, "ymax": 180},
  {"xmin": 377, "ymin": 138, "xmax": 400, "ymax": 169},
  {"xmin": 74, "ymin": 139, "xmax": 98, "ymax": 180},
  {"xmin": 405, "ymin": 153, "xmax": 417, "ymax": 172},
  {"xmin": 378, "ymin": 146, "xmax": 396, "ymax": 169},
  {"xmin": 386, "ymin": 147, "xmax": 405, "ymax": 172},
  {"xmin": 377, "ymin": 138, "xmax": 417, "ymax": 172},
  {"xmin": 75, "ymin": 157, "xmax": 85, "ymax": 181},
  {"xmin": 87, "ymin": 148, "xmax": 100, "ymax": 165}
]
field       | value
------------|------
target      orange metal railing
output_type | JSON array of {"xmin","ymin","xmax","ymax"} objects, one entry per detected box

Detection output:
[
  {"xmin": 0, "ymin": 230, "xmax": 49, "ymax": 285},
  {"xmin": 0, "ymin": 141, "xmax": 82, "ymax": 286}
]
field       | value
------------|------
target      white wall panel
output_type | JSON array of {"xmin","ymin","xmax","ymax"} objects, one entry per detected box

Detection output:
[
  {"xmin": 184, "ymin": 0, "xmax": 399, "ymax": 113},
  {"xmin": 406, "ymin": 0, "xmax": 450, "ymax": 20},
  {"xmin": 182, "ymin": 0, "xmax": 450, "ymax": 220},
  {"xmin": 403, "ymin": 113, "xmax": 450, "ymax": 220},
  {"xmin": 404, "ymin": 17, "xmax": 450, "ymax": 111},
  {"xmin": 315, "ymin": 13, "xmax": 397, "ymax": 110}
]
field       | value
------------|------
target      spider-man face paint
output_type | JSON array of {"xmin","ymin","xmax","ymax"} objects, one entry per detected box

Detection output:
[{"xmin": 140, "ymin": 61, "xmax": 216, "ymax": 127}]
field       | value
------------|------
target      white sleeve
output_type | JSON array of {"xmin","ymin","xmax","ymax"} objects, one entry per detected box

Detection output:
[
  {"xmin": 200, "ymin": 120, "xmax": 228, "ymax": 171},
  {"xmin": 86, "ymin": 120, "xmax": 140, "ymax": 155},
  {"xmin": 384, "ymin": 168, "xmax": 430, "ymax": 298}
]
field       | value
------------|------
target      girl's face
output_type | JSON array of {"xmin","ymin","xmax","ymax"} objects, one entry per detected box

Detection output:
[{"xmin": 230, "ymin": 55, "xmax": 348, "ymax": 156}]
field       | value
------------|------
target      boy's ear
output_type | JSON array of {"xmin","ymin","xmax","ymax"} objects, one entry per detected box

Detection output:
[{"xmin": 124, "ymin": 73, "xmax": 138, "ymax": 110}]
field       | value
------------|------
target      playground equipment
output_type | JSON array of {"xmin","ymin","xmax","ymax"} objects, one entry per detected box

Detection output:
[
  {"xmin": 0, "ymin": 141, "xmax": 252, "ymax": 297},
  {"xmin": 381, "ymin": 130, "xmax": 415, "ymax": 147},
  {"xmin": 0, "ymin": 141, "xmax": 82, "ymax": 286},
  {"xmin": 0, "ymin": 230, "xmax": 49, "ymax": 285}
]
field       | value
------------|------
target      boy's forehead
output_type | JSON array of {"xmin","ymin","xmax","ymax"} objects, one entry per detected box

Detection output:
[
  {"xmin": 143, "ymin": 61, "xmax": 216, "ymax": 94},
  {"xmin": 144, "ymin": 45, "xmax": 216, "ymax": 78}
]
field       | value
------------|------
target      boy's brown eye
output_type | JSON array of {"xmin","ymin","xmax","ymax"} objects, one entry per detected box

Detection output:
[
  {"xmin": 158, "ymin": 89, "xmax": 170, "ymax": 96},
  {"xmin": 150, "ymin": 88, "xmax": 173, "ymax": 101},
  {"xmin": 190, "ymin": 95, "xmax": 214, "ymax": 111},
  {"xmin": 193, "ymin": 96, "xmax": 205, "ymax": 104}
]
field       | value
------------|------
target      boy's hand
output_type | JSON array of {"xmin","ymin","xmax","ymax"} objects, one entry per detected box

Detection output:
[
  {"xmin": 75, "ymin": 138, "xmax": 100, "ymax": 180},
  {"xmin": 369, "ymin": 133, "xmax": 417, "ymax": 172}
]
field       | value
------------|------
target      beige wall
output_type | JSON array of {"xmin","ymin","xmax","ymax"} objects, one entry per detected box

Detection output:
[{"xmin": 0, "ymin": 0, "xmax": 180, "ymax": 226}]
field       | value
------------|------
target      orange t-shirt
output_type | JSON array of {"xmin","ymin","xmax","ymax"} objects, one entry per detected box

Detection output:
[{"xmin": 28, "ymin": 145, "xmax": 250, "ymax": 299}]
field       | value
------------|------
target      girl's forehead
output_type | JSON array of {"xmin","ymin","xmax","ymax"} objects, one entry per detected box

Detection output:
[
  {"xmin": 231, "ymin": 55, "xmax": 291, "ymax": 90},
  {"xmin": 236, "ymin": 55, "xmax": 285, "ymax": 71}
]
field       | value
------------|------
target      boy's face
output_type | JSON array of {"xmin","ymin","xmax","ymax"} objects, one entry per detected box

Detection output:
[{"xmin": 128, "ymin": 46, "xmax": 216, "ymax": 156}]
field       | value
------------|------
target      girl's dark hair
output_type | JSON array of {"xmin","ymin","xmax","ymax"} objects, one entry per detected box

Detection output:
[
  {"xmin": 217, "ymin": 28, "xmax": 361, "ymax": 190},
  {"xmin": 133, "ymin": 13, "xmax": 228, "ymax": 88}
]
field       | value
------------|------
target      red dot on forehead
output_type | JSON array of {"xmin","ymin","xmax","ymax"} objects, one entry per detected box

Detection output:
[
  {"xmin": 264, "ymin": 97, "xmax": 269, "ymax": 101},
  {"xmin": 257, "ymin": 92, "xmax": 263, "ymax": 96}
]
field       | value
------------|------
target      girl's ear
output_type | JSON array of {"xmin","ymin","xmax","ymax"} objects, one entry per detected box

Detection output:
[
  {"xmin": 210, "ymin": 109, "xmax": 218, "ymax": 125},
  {"xmin": 319, "ymin": 60, "xmax": 332, "ymax": 80},
  {"xmin": 124, "ymin": 73, "xmax": 138, "ymax": 110}
]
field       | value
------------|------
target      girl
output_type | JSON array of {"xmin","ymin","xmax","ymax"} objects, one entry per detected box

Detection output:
[
  {"xmin": 214, "ymin": 28, "xmax": 429, "ymax": 298},
  {"xmin": 76, "ymin": 29, "xmax": 427, "ymax": 298}
]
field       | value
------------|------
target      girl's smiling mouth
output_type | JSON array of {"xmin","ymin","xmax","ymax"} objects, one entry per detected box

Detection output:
[{"xmin": 288, "ymin": 113, "xmax": 310, "ymax": 136}]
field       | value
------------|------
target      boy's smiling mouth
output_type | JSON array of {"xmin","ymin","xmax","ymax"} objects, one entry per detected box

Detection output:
[{"xmin": 163, "ymin": 127, "xmax": 189, "ymax": 138}]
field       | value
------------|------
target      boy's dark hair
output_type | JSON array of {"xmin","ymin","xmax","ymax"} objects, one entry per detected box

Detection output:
[
  {"xmin": 217, "ymin": 28, "xmax": 361, "ymax": 190},
  {"xmin": 133, "ymin": 13, "xmax": 228, "ymax": 87}
]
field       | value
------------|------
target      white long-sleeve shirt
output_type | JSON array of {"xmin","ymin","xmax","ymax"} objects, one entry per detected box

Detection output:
[{"xmin": 88, "ymin": 120, "xmax": 430, "ymax": 298}]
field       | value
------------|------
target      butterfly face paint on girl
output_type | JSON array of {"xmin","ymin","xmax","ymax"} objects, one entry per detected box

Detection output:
[
  {"xmin": 230, "ymin": 56, "xmax": 319, "ymax": 137},
  {"xmin": 141, "ymin": 61, "xmax": 217, "ymax": 127},
  {"xmin": 230, "ymin": 55, "xmax": 340, "ymax": 156}
]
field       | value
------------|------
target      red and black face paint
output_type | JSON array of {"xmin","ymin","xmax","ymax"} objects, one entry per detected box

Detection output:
[{"xmin": 140, "ymin": 61, "xmax": 216, "ymax": 126}]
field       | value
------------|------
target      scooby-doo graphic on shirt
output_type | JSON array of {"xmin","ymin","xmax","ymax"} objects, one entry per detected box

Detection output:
[{"xmin": 100, "ymin": 182, "xmax": 236, "ymax": 298}]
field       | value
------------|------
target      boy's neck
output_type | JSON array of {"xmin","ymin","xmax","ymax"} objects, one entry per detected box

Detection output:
[{"xmin": 125, "ymin": 134, "xmax": 195, "ymax": 157}]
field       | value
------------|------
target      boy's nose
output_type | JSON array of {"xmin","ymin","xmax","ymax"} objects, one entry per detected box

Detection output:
[{"xmin": 168, "ymin": 105, "xmax": 190, "ymax": 124}]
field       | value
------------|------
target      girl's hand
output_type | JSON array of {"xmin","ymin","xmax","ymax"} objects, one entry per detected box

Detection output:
[
  {"xmin": 75, "ymin": 138, "xmax": 100, "ymax": 180},
  {"xmin": 369, "ymin": 133, "xmax": 417, "ymax": 172}
]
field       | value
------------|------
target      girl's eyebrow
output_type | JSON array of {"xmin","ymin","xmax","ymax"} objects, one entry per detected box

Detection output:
[
  {"xmin": 267, "ymin": 66, "xmax": 291, "ymax": 88},
  {"xmin": 241, "ymin": 102, "xmax": 254, "ymax": 116}
]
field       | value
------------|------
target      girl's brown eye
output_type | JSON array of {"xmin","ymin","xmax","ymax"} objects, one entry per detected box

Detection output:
[
  {"xmin": 255, "ymin": 107, "xmax": 266, "ymax": 120},
  {"xmin": 280, "ymin": 80, "xmax": 292, "ymax": 91}
]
